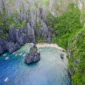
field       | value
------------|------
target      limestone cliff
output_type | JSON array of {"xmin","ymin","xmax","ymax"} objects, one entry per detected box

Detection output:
[{"xmin": 0, "ymin": 0, "xmax": 85, "ymax": 55}]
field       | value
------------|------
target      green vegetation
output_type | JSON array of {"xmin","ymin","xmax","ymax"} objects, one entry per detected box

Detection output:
[
  {"xmin": 36, "ymin": 19, "xmax": 42, "ymax": 30},
  {"xmin": 6, "ymin": 12, "xmax": 26, "ymax": 29},
  {"xmin": 54, "ymin": 3, "xmax": 83, "ymax": 49},
  {"xmin": 0, "ymin": 2, "xmax": 9, "ymax": 39},
  {"xmin": 36, "ymin": 36, "xmax": 45, "ymax": 43},
  {"xmin": 47, "ymin": 3, "xmax": 85, "ymax": 85},
  {"xmin": 0, "ymin": 10, "xmax": 26, "ymax": 39},
  {"xmin": 69, "ymin": 28, "xmax": 85, "ymax": 85},
  {"xmin": 42, "ymin": 0, "xmax": 49, "ymax": 7}
]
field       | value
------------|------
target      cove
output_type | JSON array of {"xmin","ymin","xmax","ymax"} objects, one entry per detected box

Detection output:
[{"xmin": 0, "ymin": 44, "xmax": 71, "ymax": 85}]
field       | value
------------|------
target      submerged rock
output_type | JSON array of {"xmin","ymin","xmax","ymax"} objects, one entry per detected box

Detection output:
[
  {"xmin": 25, "ymin": 44, "xmax": 40, "ymax": 64},
  {"xmin": 60, "ymin": 54, "xmax": 64, "ymax": 59}
]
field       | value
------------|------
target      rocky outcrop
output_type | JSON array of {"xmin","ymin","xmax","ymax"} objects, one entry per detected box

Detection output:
[
  {"xmin": 0, "ymin": 38, "xmax": 21, "ymax": 54},
  {"xmin": 6, "ymin": 42, "xmax": 20, "ymax": 53},
  {"xmin": 26, "ymin": 23, "xmax": 35, "ymax": 43},
  {"xmin": 0, "ymin": 38, "xmax": 6, "ymax": 55},
  {"xmin": 8, "ymin": 26, "xmax": 16, "ymax": 42},
  {"xmin": 0, "ymin": 24, "xmax": 35, "ymax": 55},
  {"xmin": 60, "ymin": 54, "xmax": 64, "ymax": 59},
  {"xmin": 16, "ymin": 29, "xmax": 27, "ymax": 46},
  {"xmin": 25, "ymin": 44, "xmax": 40, "ymax": 64},
  {"xmin": 0, "ymin": 45, "xmax": 4, "ymax": 55},
  {"xmin": 0, "ymin": 0, "xmax": 54, "ymax": 55},
  {"xmin": 0, "ymin": 19, "xmax": 53, "ymax": 55},
  {"xmin": 25, "ymin": 52, "xmax": 40, "ymax": 64}
]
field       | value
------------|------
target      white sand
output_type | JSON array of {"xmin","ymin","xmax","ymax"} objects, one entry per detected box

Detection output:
[{"xmin": 29, "ymin": 43, "xmax": 66, "ymax": 51}]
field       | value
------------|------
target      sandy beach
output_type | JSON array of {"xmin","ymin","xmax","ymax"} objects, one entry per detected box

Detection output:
[{"xmin": 30, "ymin": 43, "xmax": 66, "ymax": 51}]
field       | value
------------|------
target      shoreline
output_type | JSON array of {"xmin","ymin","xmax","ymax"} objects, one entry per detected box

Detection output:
[
  {"xmin": 0, "ymin": 43, "xmax": 66, "ymax": 56},
  {"xmin": 30, "ymin": 43, "xmax": 66, "ymax": 52}
]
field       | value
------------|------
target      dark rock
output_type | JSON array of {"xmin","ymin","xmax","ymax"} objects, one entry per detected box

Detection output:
[
  {"xmin": 8, "ymin": 26, "xmax": 16, "ymax": 42},
  {"xmin": 40, "ymin": 21, "xmax": 53, "ymax": 43},
  {"xmin": 0, "ymin": 38, "xmax": 7, "ymax": 55},
  {"xmin": 60, "ymin": 54, "xmax": 64, "ymax": 59},
  {"xmin": 25, "ymin": 53, "xmax": 33, "ymax": 64},
  {"xmin": 8, "ymin": 26, "xmax": 29, "ymax": 46},
  {"xmin": 16, "ymin": 29, "xmax": 27, "ymax": 46},
  {"xmin": 15, "ymin": 43, "xmax": 21, "ymax": 49},
  {"xmin": 35, "ymin": 29, "xmax": 42, "ymax": 37},
  {"xmin": 30, "ymin": 44, "xmax": 38, "ymax": 53},
  {"xmin": 6, "ymin": 42, "xmax": 20, "ymax": 53},
  {"xmin": 47, "ymin": 31, "xmax": 52, "ymax": 43},
  {"xmin": 25, "ymin": 52, "xmax": 40, "ymax": 64},
  {"xmin": 42, "ymin": 21, "xmax": 49, "ymax": 42},
  {"xmin": 33, "ymin": 53, "xmax": 40, "ymax": 62},
  {"xmin": 25, "ymin": 44, "xmax": 40, "ymax": 64},
  {"xmin": 26, "ymin": 23, "xmax": 35, "ymax": 43},
  {"xmin": 0, "ymin": 45, "xmax": 4, "ymax": 55}
]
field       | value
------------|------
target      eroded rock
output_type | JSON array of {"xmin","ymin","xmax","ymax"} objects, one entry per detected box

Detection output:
[
  {"xmin": 6, "ymin": 42, "xmax": 20, "ymax": 53},
  {"xmin": 60, "ymin": 54, "xmax": 64, "ymax": 59},
  {"xmin": 25, "ymin": 44, "xmax": 40, "ymax": 64}
]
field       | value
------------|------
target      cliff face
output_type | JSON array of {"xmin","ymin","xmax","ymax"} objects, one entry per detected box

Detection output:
[
  {"xmin": 49, "ymin": 0, "xmax": 85, "ymax": 16},
  {"xmin": 0, "ymin": 0, "xmax": 84, "ymax": 20},
  {"xmin": 78, "ymin": 0, "xmax": 85, "ymax": 11},
  {"xmin": 49, "ymin": 0, "xmax": 74, "ymax": 16},
  {"xmin": 0, "ymin": 0, "xmax": 84, "ymax": 16},
  {"xmin": 0, "ymin": 0, "xmax": 85, "ymax": 55},
  {"xmin": 0, "ymin": 0, "xmax": 52, "ymax": 55}
]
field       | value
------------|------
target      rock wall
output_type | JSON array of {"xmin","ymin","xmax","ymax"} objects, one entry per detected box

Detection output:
[
  {"xmin": 0, "ymin": 0, "xmax": 85, "ymax": 55},
  {"xmin": 49, "ymin": 0, "xmax": 85, "ymax": 16},
  {"xmin": 0, "ymin": 0, "xmax": 85, "ymax": 16},
  {"xmin": 0, "ymin": 0, "xmax": 53, "ymax": 55},
  {"xmin": 49, "ymin": 0, "xmax": 73, "ymax": 16}
]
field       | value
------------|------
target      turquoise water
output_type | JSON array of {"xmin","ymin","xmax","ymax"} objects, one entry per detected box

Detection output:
[{"xmin": 0, "ymin": 44, "xmax": 71, "ymax": 85}]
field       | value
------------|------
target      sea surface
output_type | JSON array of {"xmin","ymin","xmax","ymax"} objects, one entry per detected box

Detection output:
[{"xmin": 0, "ymin": 44, "xmax": 71, "ymax": 85}]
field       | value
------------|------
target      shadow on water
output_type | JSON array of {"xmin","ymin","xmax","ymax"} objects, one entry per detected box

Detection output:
[{"xmin": 25, "ymin": 61, "xmax": 40, "ymax": 66}]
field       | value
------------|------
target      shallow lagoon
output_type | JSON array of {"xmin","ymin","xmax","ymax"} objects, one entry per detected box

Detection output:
[{"xmin": 0, "ymin": 44, "xmax": 71, "ymax": 85}]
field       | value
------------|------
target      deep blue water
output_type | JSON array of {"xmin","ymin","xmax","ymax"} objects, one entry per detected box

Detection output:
[{"xmin": 0, "ymin": 44, "xmax": 71, "ymax": 85}]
